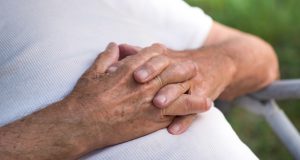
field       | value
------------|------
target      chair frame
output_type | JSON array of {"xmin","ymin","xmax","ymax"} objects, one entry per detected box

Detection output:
[{"xmin": 219, "ymin": 80, "xmax": 300, "ymax": 159}]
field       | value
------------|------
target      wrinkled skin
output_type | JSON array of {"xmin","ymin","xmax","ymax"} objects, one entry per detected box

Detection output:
[
  {"xmin": 114, "ymin": 44, "xmax": 235, "ymax": 134},
  {"xmin": 0, "ymin": 22, "xmax": 279, "ymax": 160},
  {"xmin": 0, "ymin": 42, "xmax": 211, "ymax": 160},
  {"xmin": 119, "ymin": 44, "xmax": 235, "ymax": 101},
  {"xmin": 66, "ymin": 43, "xmax": 209, "ymax": 149}
]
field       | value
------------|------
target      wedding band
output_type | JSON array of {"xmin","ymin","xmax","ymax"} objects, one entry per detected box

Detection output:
[
  {"xmin": 155, "ymin": 75, "xmax": 163, "ymax": 87},
  {"xmin": 160, "ymin": 108, "xmax": 166, "ymax": 118}
]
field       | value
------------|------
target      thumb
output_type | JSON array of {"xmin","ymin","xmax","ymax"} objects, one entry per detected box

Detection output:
[
  {"xmin": 119, "ymin": 44, "xmax": 142, "ymax": 60},
  {"xmin": 87, "ymin": 42, "xmax": 119, "ymax": 75}
]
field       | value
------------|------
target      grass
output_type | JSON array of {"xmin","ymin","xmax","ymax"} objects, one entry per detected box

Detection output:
[{"xmin": 185, "ymin": 0, "xmax": 300, "ymax": 159}]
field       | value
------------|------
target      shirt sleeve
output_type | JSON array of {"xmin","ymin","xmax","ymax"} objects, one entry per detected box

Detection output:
[{"xmin": 120, "ymin": 0, "xmax": 213, "ymax": 50}]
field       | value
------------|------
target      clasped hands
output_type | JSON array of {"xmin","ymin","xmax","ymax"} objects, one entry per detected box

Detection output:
[{"xmin": 66, "ymin": 42, "xmax": 213, "ymax": 149}]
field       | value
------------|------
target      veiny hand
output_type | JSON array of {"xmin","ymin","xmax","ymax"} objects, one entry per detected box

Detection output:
[
  {"xmin": 117, "ymin": 43, "xmax": 235, "ymax": 135},
  {"xmin": 64, "ymin": 43, "xmax": 205, "ymax": 150}
]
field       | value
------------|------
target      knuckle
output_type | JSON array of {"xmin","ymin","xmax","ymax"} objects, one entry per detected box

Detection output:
[
  {"xmin": 144, "ymin": 62, "xmax": 156, "ymax": 73},
  {"xmin": 156, "ymin": 54, "xmax": 168, "ymax": 61},
  {"xmin": 145, "ymin": 51, "xmax": 159, "ymax": 58},
  {"xmin": 157, "ymin": 84, "xmax": 176, "ymax": 97},
  {"xmin": 198, "ymin": 97, "xmax": 210, "ymax": 112},
  {"xmin": 162, "ymin": 84, "xmax": 178, "ymax": 95},
  {"xmin": 204, "ymin": 104, "xmax": 210, "ymax": 111},
  {"xmin": 84, "ymin": 69, "xmax": 102, "ymax": 80},
  {"xmin": 176, "ymin": 62, "xmax": 197, "ymax": 79},
  {"xmin": 182, "ymin": 96, "xmax": 193, "ymax": 113},
  {"xmin": 173, "ymin": 65, "xmax": 186, "ymax": 77},
  {"xmin": 188, "ymin": 61, "xmax": 198, "ymax": 73},
  {"xmin": 151, "ymin": 43, "xmax": 167, "ymax": 54},
  {"xmin": 123, "ymin": 63, "xmax": 136, "ymax": 72},
  {"xmin": 152, "ymin": 43, "xmax": 166, "ymax": 49},
  {"xmin": 204, "ymin": 98, "xmax": 212, "ymax": 111},
  {"xmin": 150, "ymin": 55, "xmax": 170, "ymax": 71},
  {"xmin": 177, "ymin": 82, "xmax": 189, "ymax": 93},
  {"xmin": 158, "ymin": 55, "xmax": 170, "ymax": 65},
  {"xmin": 182, "ymin": 97, "xmax": 209, "ymax": 114},
  {"xmin": 169, "ymin": 83, "xmax": 179, "ymax": 91}
]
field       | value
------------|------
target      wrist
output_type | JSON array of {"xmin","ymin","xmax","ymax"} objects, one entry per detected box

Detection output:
[
  {"xmin": 51, "ymin": 98, "xmax": 106, "ymax": 157},
  {"xmin": 61, "ymin": 96, "xmax": 111, "ymax": 150},
  {"xmin": 176, "ymin": 48, "xmax": 237, "ymax": 99}
]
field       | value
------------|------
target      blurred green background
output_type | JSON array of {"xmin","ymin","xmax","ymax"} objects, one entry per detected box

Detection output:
[{"xmin": 185, "ymin": 0, "xmax": 300, "ymax": 159}]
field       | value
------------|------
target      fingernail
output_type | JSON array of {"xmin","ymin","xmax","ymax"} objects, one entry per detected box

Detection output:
[
  {"xmin": 154, "ymin": 95, "xmax": 167, "ymax": 106},
  {"xmin": 170, "ymin": 124, "xmax": 181, "ymax": 134},
  {"xmin": 135, "ymin": 69, "xmax": 149, "ymax": 80},
  {"xmin": 107, "ymin": 66, "xmax": 118, "ymax": 73}
]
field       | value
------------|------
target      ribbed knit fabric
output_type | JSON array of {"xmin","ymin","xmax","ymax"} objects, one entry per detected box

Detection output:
[
  {"xmin": 0, "ymin": 0, "xmax": 258, "ymax": 159},
  {"xmin": 81, "ymin": 106, "xmax": 258, "ymax": 160}
]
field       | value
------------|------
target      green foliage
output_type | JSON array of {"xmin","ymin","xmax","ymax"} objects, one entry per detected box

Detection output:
[
  {"xmin": 186, "ymin": 0, "xmax": 300, "ymax": 78},
  {"xmin": 185, "ymin": 0, "xmax": 300, "ymax": 159}
]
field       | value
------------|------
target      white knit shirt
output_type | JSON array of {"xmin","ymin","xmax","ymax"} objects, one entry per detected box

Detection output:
[{"xmin": 0, "ymin": 0, "xmax": 258, "ymax": 159}]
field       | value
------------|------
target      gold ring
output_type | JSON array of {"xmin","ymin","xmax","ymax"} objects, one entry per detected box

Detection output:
[
  {"xmin": 160, "ymin": 108, "xmax": 166, "ymax": 119},
  {"xmin": 155, "ymin": 75, "xmax": 163, "ymax": 87}
]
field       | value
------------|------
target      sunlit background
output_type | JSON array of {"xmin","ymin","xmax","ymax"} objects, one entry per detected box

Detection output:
[{"xmin": 185, "ymin": 0, "xmax": 300, "ymax": 159}]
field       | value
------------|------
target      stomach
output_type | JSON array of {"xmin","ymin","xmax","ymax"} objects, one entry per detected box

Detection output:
[{"xmin": 81, "ymin": 107, "xmax": 257, "ymax": 160}]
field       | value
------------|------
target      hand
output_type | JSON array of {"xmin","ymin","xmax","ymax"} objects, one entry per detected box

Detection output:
[
  {"xmin": 0, "ymin": 43, "xmax": 203, "ymax": 160},
  {"xmin": 118, "ymin": 43, "xmax": 235, "ymax": 134},
  {"xmin": 65, "ymin": 43, "xmax": 201, "ymax": 150}
]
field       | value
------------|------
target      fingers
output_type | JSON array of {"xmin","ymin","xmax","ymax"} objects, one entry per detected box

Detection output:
[
  {"xmin": 106, "ymin": 62, "xmax": 122, "ymax": 73},
  {"xmin": 119, "ymin": 44, "xmax": 142, "ymax": 60},
  {"xmin": 107, "ymin": 44, "xmax": 142, "ymax": 73},
  {"xmin": 152, "ymin": 61, "xmax": 197, "ymax": 89},
  {"xmin": 85, "ymin": 42, "xmax": 119, "ymax": 77},
  {"xmin": 124, "ymin": 43, "xmax": 167, "ymax": 67},
  {"xmin": 161, "ymin": 95, "xmax": 212, "ymax": 116},
  {"xmin": 167, "ymin": 114, "xmax": 198, "ymax": 135},
  {"xmin": 108, "ymin": 43, "xmax": 168, "ymax": 74},
  {"xmin": 153, "ymin": 81, "xmax": 190, "ymax": 108},
  {"xmin": 134, "ymin": 55, "xmax": 170, "ymax": 82}
]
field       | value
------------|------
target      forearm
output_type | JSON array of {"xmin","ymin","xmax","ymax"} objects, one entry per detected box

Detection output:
[
  {"xmin": 191, "ymin": 33, "xmax": 279, "ymax": 100},
  {"xmin": 0, "ymin": 99, "xmax": 98, "ymax": 160},
  {"xmin": 215, "ymin": 34, "xmax": 279, "ymax": 99}
]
